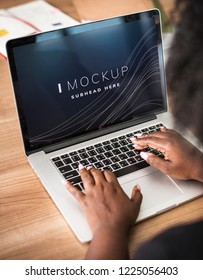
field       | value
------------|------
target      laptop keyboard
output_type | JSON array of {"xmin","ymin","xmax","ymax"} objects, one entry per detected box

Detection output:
[{"xmin": 51, "ymin": 123, "xmax": 164, "ymax": 191}]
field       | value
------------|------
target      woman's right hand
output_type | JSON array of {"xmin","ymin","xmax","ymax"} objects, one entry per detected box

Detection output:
[{"xmin": 131, "ymin": 128, "xmax": 203, "ymax": 182}]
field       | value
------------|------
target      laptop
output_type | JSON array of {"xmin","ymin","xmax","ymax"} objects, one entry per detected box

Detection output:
[{"xmin": 6, "ymin": 9, "xmax": 203, "ymax": 242}]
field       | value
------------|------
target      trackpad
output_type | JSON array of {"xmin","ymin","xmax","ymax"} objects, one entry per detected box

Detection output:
[{"xmin": 121, "ymin": 172, "xmax": 183, "ymax": 211}]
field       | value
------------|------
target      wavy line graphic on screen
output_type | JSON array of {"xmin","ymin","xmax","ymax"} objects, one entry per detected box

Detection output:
[
  {"xmin": 30, "ymin": 25, "xmax": 162, "ymax": 143},
  {"xmin": 98, "ymin": 52, "xmax": 160, "ymax": 127}
]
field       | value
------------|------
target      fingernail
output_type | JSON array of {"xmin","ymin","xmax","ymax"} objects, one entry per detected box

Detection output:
[
  {"xmin": 136, "ymin": 184, "xmax": 141, "ymax": 191},
  {"xmin": 61, "ymin": 179, "xmax": 67, "ymax": 185},
  {"xmin": 133, "ymin": 144, "xmax": 139, "ymax": 148},
  {"xmin": 140, "ymin": 151, "xmax": 148, "ymax": 161},
  {"xmin": 86, "ymin": 165, "xmax": 92, "ymax": 170},
  {"xmin": 78, "ymin": 163, "xmax": 85, "ymax": 170},
  {"xmin": 134, "ymin": 133, "xmax": 143, "ymax": 138},
  {"xmin": 130, "ymin": 137, "xmax": 135, "ymax": 141}
]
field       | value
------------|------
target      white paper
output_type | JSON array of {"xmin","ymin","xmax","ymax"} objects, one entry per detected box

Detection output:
[{"xmin": 0, "ymin": 0, "xmax": 79, "ymax": 58}]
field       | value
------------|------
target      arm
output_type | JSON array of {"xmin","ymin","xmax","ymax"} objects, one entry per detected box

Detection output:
[
  {"xmin": 64, "ymin": 165, "xmax": 142, "ymax": 259},
  {"xmin": 131, "ymin": 128, "xmax": 203, "ymax": 182}
]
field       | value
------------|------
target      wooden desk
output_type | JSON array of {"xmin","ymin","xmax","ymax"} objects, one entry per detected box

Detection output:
[{"xmin": 0, "ymin": 0, "xmax": 203, "ymax": 260}]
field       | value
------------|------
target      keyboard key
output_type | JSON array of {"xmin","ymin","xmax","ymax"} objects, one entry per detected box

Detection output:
[
  {"xmin": 119, "ymin": 154, "xmax": 128, "ymax": 160},
  {"xmin": 61, "ymin": 154, "xmax": 69, "ymax": 159},
  {"xmin": 134, "ymin": 130, "xmax": 142, "ymax": 135},
  {"xmin": 118, "ymin": 135, "xmax": 126, "ymax": 140},
  {"xmin": 114, "ymin": 161, "xmax": 149, "ymax": 177},
  {"xmin": 156, "ymin": 123, "xmax": 164, "ymax": 128},
  {"xmin": 89, "ymin": 157, "xmax": 97, "ymax": 163},
  {"xmin": 52, "ymin": 157, "xmax": 60, "ymax": 162},
  {"xmin": 88, "ymin": 150, "xmax": 97, "ymax": 156},
  {"xmin": 63, "ymin": 170, "xmax": 78, "ymax": 179},
  {"xmin": 80, "ymin": 159, "xmax": 89, "ymax": 166},
  {"xmin": 96, "ymin": 147, "xmax": 105, "ymax": 153},
  {"xmin": 103, "ymin": 166, "xmax": 113, "ymax": 171},
  {"xmin": 119, "ymin": 160, "xmax": 129, "ymax": 167},
  {"xmin": 104, "ymin": 151, "xmax": 113, "ymax": 158},
  {"xmin": 80, "ymin": 152, "xmax": 89, "ymax": 159},
  {"xmin": 103, "ymin": 140, "xmax": 110, "ymax": 145},
  {"xmin": 86, "ymin": 146, "xmax": 94, "ymax": 150},
  {"xmin": 54, "ymin": 160, "xmax": 64, "ymax": 168},
  {"xmin": 111, "ymin": 156, "xmax": 120, "ymax": 163},
  {"xmin": 120, "ymin": 146, "xmax": 129, "ymax": 153},
  {"xmin": 95, "ymin": 143, "xmax": 102, "ymax": 148},
  {"xmin": 112, "ymin": 142, "xmax": 121, "ymax": 148},
  {"xmin": 112, "ymin": 149, "xmax": 121, "ymax": 155},
  {"xmin": 127, "ymin": 157, "xmax": 137, "ymax": 164},
  {"xmin": 96, "ymin": 154, "xmax": 105, "ymax": 160},
  {"xmin": 78, "ymin": 148, "xmax": 86, "ymax": 153},
  {"xmin": 126, "ymin": 133, "xmax": 133, "ymax": 137},
  {"xmin": 68, "ymin": 176, "xmax": 82, "ymax": 185},
  {"xmin": 104, "ymin": 144, "xmax": 113, "ymax": 151},
  {"xmin": 71, "ymin": 162, "xmax": 79, "ymax": 169},
  {"xmin": 63, "ymin": 158, "xmax": 72, "ymax": 165},
  {"xmin": 72, "ymin": 155, "xmax": 81, "ymax": 162},
  {"xmin": 141, "ymin": 128, "xmax": 149, "ymax": 133},
  {"xmin": 59, "ymin": 165, "xmax": 72, "ymax": 173},
  {"xmin": 94, "ymin": 162, "xmax": 104, "ymax": 169},
  {"xmin": 111, "ymin": 163, "xmax": 121, "ymax": 170},
  {"xmin": 126, "ymin": 138, "xmax": 132, "ymax": 143},
  {"xmin": 119, "ymin": 140, "xmax": 128, "ymax": 146},
  {"xmin": 127, "ymin": 144, "xmax": 134, "ymax": 150},
  {"xmin": 69, "ymin": 151, "xmax": 78, "ymax": 156},
  {"xmin": 103, "ymin": 159, "xmax": 112, "ymax": 165},
  {"xmin": 126, "ymin": 151, "xmax": 136, "ymax": 157},
  {"xmin": 135, "ymin": 155, "xmax": 143, "ymax": 162}
]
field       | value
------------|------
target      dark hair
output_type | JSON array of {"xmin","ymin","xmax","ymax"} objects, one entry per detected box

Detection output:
[{"xmin": 166, "ymin": 0, "xmax": 203, "ymax": 142}]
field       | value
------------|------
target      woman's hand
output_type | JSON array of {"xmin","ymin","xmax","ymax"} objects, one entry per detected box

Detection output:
[
  {"xmin": 131, "ymin": 128, "xmax": 203, "ymax": 182},
  {"xmin": 64, "ymin": 166, "xmax": 142, "ymax": 259},
  {"xmin": 66, "ymin": 165, "xmax": 142, "ymax": 235}
]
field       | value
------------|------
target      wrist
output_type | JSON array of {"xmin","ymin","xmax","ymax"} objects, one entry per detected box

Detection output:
[
  {"xmin": 92, "ymin": 223, "xmax": 130, "ymax": 239},
  {"xmin": 92, "ymin": 221, "xmax": 132, "ymax": 236},
  {"xmin": 86, "ymin": 225, "xmax": 130, "ymax": 260}
]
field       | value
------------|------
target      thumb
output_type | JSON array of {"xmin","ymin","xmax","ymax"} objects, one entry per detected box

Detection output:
[
  {"xmin": 131, "ymin": 184, "xmax": 142, "ymax": 205},
  {"xmin": 140, "ymin": 151, "xmax": 171, "ymax": 174}
]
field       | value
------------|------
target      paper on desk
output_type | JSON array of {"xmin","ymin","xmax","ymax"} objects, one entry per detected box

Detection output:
[{"xmin": 0, "ymin": 0, "xmax": 79, "ymax": 58}]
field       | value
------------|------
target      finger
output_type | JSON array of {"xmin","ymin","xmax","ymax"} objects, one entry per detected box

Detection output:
[
  {"xmin": 103, "ymin": 169, "xmax": 118, "ymax": 184},
  {"xmin": 151, "ymin": 128, "xmax": 177, "ymax": 136},
  {"xmin": 132, "ymin": 136, "xmax": 167, "ymax": 151},
  {"xmin": 79, "ymin": 164, "xmax": 95, "ymax": 189},
  {"xmin": 89, "ymin": 167, "xmax": 107, "ymax": 185},
  {"xmin": 131, "ymin": 184, "xmax": 143, "ymax": 205},
  {"xmin": 160, "ymin": 128, "xmax": 177, "ymax": 134},
  {"xmin": 130, "ymin": 130, "xmax": 165, "ymax": 142},
  {"xmin": 140, "ymin": 152, "xmax": 172, "ymax": 175},
  {"xmin": 64, "ymin": 180, "xmax": 85, "ymax": 204},
  {"xmin": 102, "ymin": 169, "xmax": 124, "ymax": 191},
  {"xmin": 160, "ymin": 126, "xmax": 168, "ymax": 132}
]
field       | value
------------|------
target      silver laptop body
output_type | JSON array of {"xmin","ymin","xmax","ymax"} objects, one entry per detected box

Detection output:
[{"xmin": 7, "ymin": 10, "xmax": 203, "ymax": 242}]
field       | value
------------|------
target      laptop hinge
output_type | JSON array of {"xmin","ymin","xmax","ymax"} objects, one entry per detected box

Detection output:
[{"xmin": 41, "ymin": 114, "xmax": 157, "ymax": 155}]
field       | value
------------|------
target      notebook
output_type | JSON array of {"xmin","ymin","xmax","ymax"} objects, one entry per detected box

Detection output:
[{"xmin": 6, "ymin": 9, "xmax": 203, "ymax": 242}]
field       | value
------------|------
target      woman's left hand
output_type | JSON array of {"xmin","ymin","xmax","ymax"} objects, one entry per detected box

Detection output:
[{"xmin": 65, "ymin": 165, "xmax": 142, "ymax": 236}]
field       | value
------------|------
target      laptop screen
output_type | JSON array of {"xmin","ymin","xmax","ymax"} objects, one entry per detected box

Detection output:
[{"xmin": 7, "ymin": 10, "xmax": 167, "ymax": 153}]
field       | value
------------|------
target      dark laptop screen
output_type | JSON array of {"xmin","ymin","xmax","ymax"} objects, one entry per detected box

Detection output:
[{"xmin": 7, "ymin": 10, "xmax": 167, "ymax": 153}]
